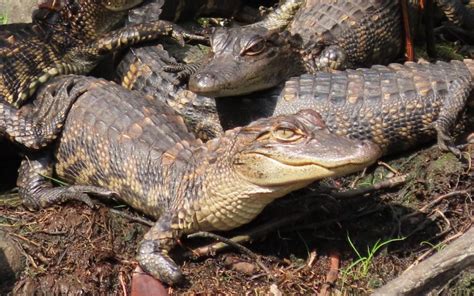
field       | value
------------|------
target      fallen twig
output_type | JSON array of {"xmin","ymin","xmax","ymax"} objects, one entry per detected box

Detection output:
[
  {"xmin": 188, "ymin": 231, "xmax": 274, "ymax": 280},
  {"xmin": 405, "ymin": 230, "xmax": 466, "ymax": 272},
  {"xmin": 119, "ymin": 271, "xmax": 128, "ymax": 296},
  {"xmin": 330, "ymin": 174, "xmax": 408, "ymax": 199},
  {"xmin": 318, "ymin": 250, "xmax": 340, "ymax": 296},
  {"xmin": 418, "ymin": 190, "xmax": 471, "ymax": 213}
]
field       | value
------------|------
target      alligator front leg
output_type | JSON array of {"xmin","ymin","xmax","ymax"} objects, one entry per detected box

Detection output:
[
  {"xmin": 432, "ymin": 75, "xmax": 472, "ymax": 156},
  {"xmin": 8, "ymin": 22, "xmax": 207, "ymax": 108},
  {"xmin": 74, "ymin": 20, "xmax": 207, "ymax": 59},
  {"xmin": 17, "ymin": 153, "xmax": 117, "ymax": 210},
  {"xmin": 137, "ymin": 213, "xmax": 184, "ymax": 285},
  {"xmin": 0, "ymin": 77, "xmax": 87, "ymax": 149}
]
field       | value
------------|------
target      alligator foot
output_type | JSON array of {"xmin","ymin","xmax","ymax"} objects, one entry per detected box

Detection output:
[
  {"xmin": 137, "ymin": 215, "xmax": 184, "ymax": 285},
  {"xmin": 434, "ymin": 124, "xmax": 462, "ymax": 157},
  {"xmin": 163, "ymin": 61, "xmax": 203, "ymax": 85},
  {"xmin": 303, "ymin": 44, "xmax": 347, "ymax": 73},
  {"xmin": 17, "ymin": 153, "xmax": 117, "ymax": 210},
  {"xmin": 0, "ymin": 76, "xmax": 88, "ymax": 148},
  {"xmin": 432, "ymin": 75, "xmax": 472, "ymax": 157}
]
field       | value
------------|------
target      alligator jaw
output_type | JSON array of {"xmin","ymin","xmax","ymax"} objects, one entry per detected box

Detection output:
[{"xmin": 235, "ymin": 137, "xmax": 381, "ymax": 187}]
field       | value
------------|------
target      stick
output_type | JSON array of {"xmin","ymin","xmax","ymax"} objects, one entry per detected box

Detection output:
[
  {"xmin": 330, "ymin": 174, "xmax": 408, "ymax": 199},
  {"xmin": 188, "ymin": 231, "xmax": 274, "ymax": 279}
]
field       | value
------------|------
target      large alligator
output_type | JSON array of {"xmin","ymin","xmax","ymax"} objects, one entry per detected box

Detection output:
[
  {"xmin": 188, "ymin": 0, "xmax": 474, "ymax": 97},
  {"xmin": 0, "ymin": 0, "xmax": 206, "ymax": 108},
  {"xmin": 119, "ymin": 44, "xmax": 474, "ymax": 155},
  {"xmin": 0, "ymin": 75, "xmax": 379, "ymax": 284}
]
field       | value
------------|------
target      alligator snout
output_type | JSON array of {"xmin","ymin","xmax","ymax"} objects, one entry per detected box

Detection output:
[{"xmin": 188, "ymin": 72, "xmax": 221, "ymax": 95}]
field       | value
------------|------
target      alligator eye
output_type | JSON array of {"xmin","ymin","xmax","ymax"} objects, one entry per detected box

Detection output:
[
  {"xmin": 242, "ymin": 39, "xmax": 266, "ymax": 56},
  {"xmin": 272, "ymin": 127, "xmax": 302, "ymax": 142}
]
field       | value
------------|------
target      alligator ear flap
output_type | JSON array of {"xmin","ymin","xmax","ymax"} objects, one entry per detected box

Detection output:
[{"xmin": 295, "ymin": 109, "xmax": 327, "ymax": 130}]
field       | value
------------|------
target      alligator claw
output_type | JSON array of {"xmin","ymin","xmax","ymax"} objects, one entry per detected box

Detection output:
[
  {"xmin": 137, "ymin": 239, "xmax": 184, "ymax": 285},
  {"xmin": 164, "ymin": 62, "xmax": 203, "ymax": 85},
  {"xmin": 170, "ymin": 26, "xmax": 208, "ymax": 47}
]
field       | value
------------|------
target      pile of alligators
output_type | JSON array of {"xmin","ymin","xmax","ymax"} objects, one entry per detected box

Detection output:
[{"xmin": 0, "ymin": 0, "xmax": 473, "ymax": 289}]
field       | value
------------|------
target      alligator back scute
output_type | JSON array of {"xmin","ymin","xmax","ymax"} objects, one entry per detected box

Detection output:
[
  {"xmin": 273, "ymin": 60, "xmax": 473, "ymax": 152},
  {"xmin": 54, "ymin": 77, "xmax": 198, "ymax": 217},
  {"xmin": 289, "ymin": 0, "xmax": 402, "ymax": 66}
]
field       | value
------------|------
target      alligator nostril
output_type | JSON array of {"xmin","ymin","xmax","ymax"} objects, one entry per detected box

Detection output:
[{"xmin": 189, "ymin": 72, "xmax": 218, "ymax": 92}]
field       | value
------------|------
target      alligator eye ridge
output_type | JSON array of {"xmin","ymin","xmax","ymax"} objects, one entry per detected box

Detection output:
[{"xmin": 242, "ymin": 39, "xmax": 266, "ymax": 56}]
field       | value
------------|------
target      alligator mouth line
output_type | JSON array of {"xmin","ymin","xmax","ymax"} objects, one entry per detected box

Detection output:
[{"xmin": 249, "ymin": 152, "xmax": 374, "ymax": 168}]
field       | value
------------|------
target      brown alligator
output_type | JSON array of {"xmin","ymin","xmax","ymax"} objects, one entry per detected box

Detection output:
[
  {"xmin": 119, "ymin": 43, "xmax": 474, "ymax": 155},
  {"xmin": 188, "ymin": 0, "xmax": 404, "ymax": 97},
  {"xmin": 0, "ymin": 0, "xmax": 205, "ymax": 108},
  {"xmin": 188, "ymin": 0, "xmax": 474, "ymax": 98},
  {"xmin": 0, "ymin": 75, "xmax": 379, "ymax": 284}
]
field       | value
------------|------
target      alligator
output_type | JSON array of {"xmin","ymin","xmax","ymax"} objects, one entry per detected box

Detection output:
[
  {"xmin": 0, "ymin": 75, "xmax": 380, "ymax": 284},
  {"xmin": 188, "ymin": 0, "xmax": 474, "ymax": 98},
  {"xmin": 119, "ymin": 43, "xmax": 474, "ymax": 155},
  {"xmin": 188, "ymin": 0, "xmax": 403, "ymax": 97},
  {"xmin": 0, "ymin": 0, "xmax": 205, "ymax": 108}
]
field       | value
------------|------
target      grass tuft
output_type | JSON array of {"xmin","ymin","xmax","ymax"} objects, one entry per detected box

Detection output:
[{"xmin": 0, "ymin": 14, "xmax": 8, "ymax": 25}]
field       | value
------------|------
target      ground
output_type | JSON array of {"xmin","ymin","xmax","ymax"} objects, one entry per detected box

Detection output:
[
  {"xmin": 0, "ymin": 0, "xmax": 36, "ymax": 24},
  {"xmin": 1, "ymin": 1, "xmax": 473, "ymax": 295}
]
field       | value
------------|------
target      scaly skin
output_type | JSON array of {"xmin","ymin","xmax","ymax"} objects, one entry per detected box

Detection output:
[
  {"xmin": 120, "ymin": 43, "xmax": 224, "ymax": 140},
  {"xmin": 188, "ymin": 0, "xmax": 473, "ymax": 98},
  {"xmin": 8, "ymin": 75, "xmax": 380, "ymax": 284},
  {"xmin": 189, "ymin": 0, "xmax": 403, "ymax": 97},
  {"xmin": 120, "ymin": 43, "xmax": 474, "ymax": 155},
  {"xmin": 436, "ymin": 0, "xmax": 474, "ymax": 29},
  {"xmin": 0, "ymin": 0, "xmax": 203, "ymax": 108}
]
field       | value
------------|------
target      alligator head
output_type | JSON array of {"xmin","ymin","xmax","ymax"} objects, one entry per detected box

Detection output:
[
  {"xmin": 192, "ymin": 109, "xmax": 381, "ymax": 231},
  {"xmin": 188, "ymin": 26, "xmax": 303, "ymax": 97}
]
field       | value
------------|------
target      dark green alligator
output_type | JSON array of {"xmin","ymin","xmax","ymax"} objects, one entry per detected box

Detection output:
[
  {"xmin": 119, "ymin": 43, "xmax": 474, "ymax": 155},
  {"xmin": 0, "ymin": 0, "xmax": 204, "ymax": 108},
  {"xmin": 1, "ymin": 75, "xmax": 379, "ymax": 284},
  {"xmin": 188, "ymin": 0, "xmax": 474, "ymax": 97}
]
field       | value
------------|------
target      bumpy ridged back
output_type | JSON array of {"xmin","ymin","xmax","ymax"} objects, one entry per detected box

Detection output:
[
  {"xmin": 273, "ymin": 60, "xmax": 472, "ymax": 152},
  {"xmin": 288, "ymin": 0, "xmax": 402, "ymax": 67},
  {"xmin": 54, "ymin": 76, "xmax": 199, "ymax": 218}
]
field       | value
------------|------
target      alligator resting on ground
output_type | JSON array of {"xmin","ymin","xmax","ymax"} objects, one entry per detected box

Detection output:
[
  {"xmin": 188, "ymin": 0, "xmax": 404, "ymax": 97},
  {"xmin": 188, "ymin": 0, "xmax": 474, "ymax": 98},
  {"xmin": 0, "ymin": 75, "xmax": 380, "ymax": 284},
  {"xmin": 0, "ymin": 0, "xmax": 203, "ymax": 108},
  {"xmin": 120, "ymin": 44, "xmax": 474, "ymax": 155}
]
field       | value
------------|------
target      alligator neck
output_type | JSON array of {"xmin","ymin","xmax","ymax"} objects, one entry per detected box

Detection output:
[{"xmin": 167, "ymin": 129, "xmax": 311, "ymax": 233}]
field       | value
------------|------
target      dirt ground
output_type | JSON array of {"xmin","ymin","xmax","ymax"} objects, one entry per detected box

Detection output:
[
  {"xmin": 0, "ymin": 1, "xmax": 473, "ymax": 295},
  {"xmin": 0, "ymin": 0, "xmax": 36, "ymax": 23}
]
